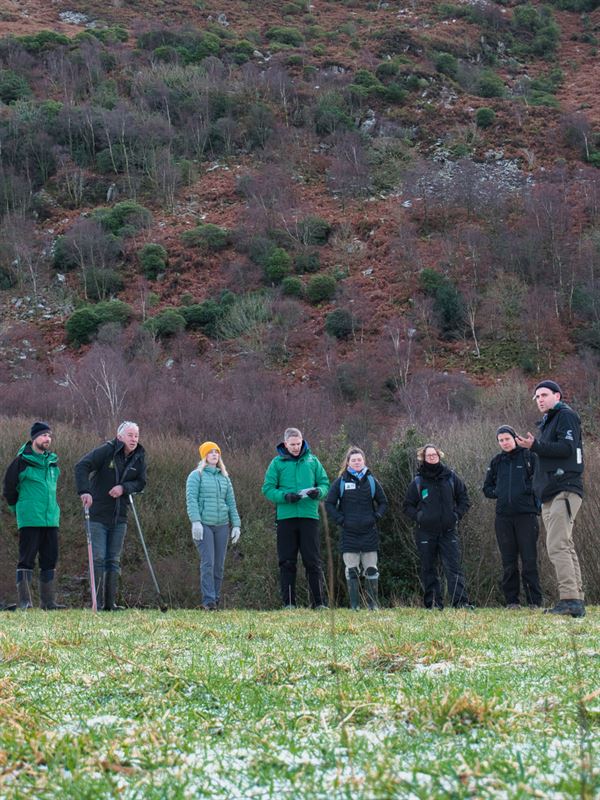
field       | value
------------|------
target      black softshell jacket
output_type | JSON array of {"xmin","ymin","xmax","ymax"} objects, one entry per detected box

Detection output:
[
  {"xmin": 531, "ymin": 403, "xmax": 583, "ymax": 502},
  {"xmin": 403, "ymin": 465, "xmax": 470, "ymax": 534},
  {"xmin": 74, "ymin": 438, "xmax": 147, "ymax": 525},
  {"xmin": 482, "ymin": 447, "xmax": 539, "ymax": 516},
  {"xmin": 325, "ymin": 470, "xmax": 388, "ymax": 552}
]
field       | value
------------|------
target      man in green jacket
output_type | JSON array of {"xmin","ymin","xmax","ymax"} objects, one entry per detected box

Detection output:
[
  {"xmin": 262, "ymin": 427, "xmax": 330, "ymax": 609},
  {"xmin": 2, "ymin": 421, "xmax": 64, "ymax": 610}
]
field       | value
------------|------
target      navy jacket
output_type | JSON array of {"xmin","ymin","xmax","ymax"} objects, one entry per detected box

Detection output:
[
  {"xmin": 325, "ymin": 470, "xmax": 388, "ymax": 552},
  {"xmin": 482, "ymin": 447, "xmax": 539, "ymax": 516},
  {"xmin": 531, "ymin": 402, "xmax": 583, "ymax": 502}
]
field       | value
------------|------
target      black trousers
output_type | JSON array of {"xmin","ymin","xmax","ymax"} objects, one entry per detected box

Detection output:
[
  {"xmin": 277, "ymin": 517, "xmax": 325, "ymax": 607},
  {"xmin": 415, "ymin": 528, "xmax": 469, "ymax": 608},
  {"xmin": 18, "ymin": 527, "xmax": 59, "ymax": 572},
  {"xmin": 495, "ymin": 514, "xmax": 542, "ymax": 606}
]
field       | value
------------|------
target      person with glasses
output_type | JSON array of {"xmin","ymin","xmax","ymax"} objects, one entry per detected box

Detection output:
[{"xmin": 403, "ymin": 444, "xmax": 473, "ymax": 610}]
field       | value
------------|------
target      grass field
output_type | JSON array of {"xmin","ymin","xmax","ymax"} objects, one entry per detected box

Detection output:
[{"xmin": 0, "ymin": 608, "xmax": 598, "ymax": 799}]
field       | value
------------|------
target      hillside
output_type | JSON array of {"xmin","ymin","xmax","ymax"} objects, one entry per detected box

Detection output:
[{"xmin": 1, "ymin": 0, "xmax": 600, "ymax": 437}]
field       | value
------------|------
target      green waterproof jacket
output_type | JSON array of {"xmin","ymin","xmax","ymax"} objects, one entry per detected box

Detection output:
[
  {"xmin": 185, "ymin": 466, "xmax": 241, "ymax": 528},
  {"xmin": 2, "ymin": 443, "xmax": 60, "ymax": 529},
  {"xmin": 262, "ymin": 441, "xmax": 330, "ymax": 521}
]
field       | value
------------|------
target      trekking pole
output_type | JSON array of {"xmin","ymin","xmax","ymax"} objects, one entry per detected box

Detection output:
[
  {"xmin": 128, "ymin": 494, "xmax": 168, "ymax": 612},
  {"xmin": 83, "ymin": 509, "xmax": 98, "ymax": 613}
]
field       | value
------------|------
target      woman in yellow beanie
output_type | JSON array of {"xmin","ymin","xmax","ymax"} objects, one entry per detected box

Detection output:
[{"xmin": 185, "ymin": 442, "xmax": 241, "ymax": 610}]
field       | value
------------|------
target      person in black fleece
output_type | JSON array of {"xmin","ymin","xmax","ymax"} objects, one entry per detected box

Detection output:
[
  {"xmin": 325, "ymin": 447, "xmax": 388, "ymax": 610},
  {"xmin": 403, "ymin": 444, "xmax": 472, "ymax": 610},
  {"xmin": 483, "ymin": 425, "xmax": 542, "ymax": 609},
  {"xmin": 516, "ymin": 380, "xmax": 585, "ymax": 618}
]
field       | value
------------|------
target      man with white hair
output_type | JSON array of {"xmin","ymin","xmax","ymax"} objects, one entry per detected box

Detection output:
[{"xmin": 75, "ymin": 421, "xmax": 147, "ymax": 610}]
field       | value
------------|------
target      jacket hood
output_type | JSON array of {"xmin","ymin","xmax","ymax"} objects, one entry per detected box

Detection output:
[
  {"xmin": 18, "ymin": 442, "xmax": 58, "ymax": 464},
  {"xmin": 276, "ymin": 440, "xmax": 309, "ymax": 459},
  {"xmin": 111, "ymin": 437, "xmax": 145, "ymax": 457}
]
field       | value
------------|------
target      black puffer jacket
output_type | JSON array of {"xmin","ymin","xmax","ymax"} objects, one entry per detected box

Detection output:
[
  {"xmin": 74, "ymin": 438, "xmax": 147, "ymax": 526},
  {"xmin": 531, "ymin": 402, "xmax": 584, "ymax": 502},
  {"xmin": 325, "ymin": 470, "xmax": 388, "ymax": 552},
  {"xmin": 482, "ymin": 447, "xmax": 539, "ymax": 516},
  {"xmin": 403, "ymin": 463, "xmax": 470, "ymax": 534}
]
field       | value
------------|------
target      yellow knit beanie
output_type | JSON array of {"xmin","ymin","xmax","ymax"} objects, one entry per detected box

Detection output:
[{"xmin": 199, "ymin": 441, "xmax": 221, "ymax": 460}]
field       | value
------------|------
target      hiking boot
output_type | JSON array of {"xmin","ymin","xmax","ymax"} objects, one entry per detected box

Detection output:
[
  {"xmin": 283, "ymin": 604, "xmax": 297, "ymax": 610},
  {"xmin": 16, "ymin": 569, "xmax": 33, "ymax": 610},
  {"xmin": 0, "ymin": 600, "xmax": 17, "ymax": 612},
  {"xmin": 506, "ymin": 603, "xmax": 521, "ymax": 611},
  {"xmin": 103, "ymin": 572, "xmax": 125, "ymax": 611},
  {"xmin": 544, "ymin": 599, "xmax": 586, "ymax": 618},
  {"xmin": 39, "ymin": 570, "xmax": 66, "ymax": 610}
]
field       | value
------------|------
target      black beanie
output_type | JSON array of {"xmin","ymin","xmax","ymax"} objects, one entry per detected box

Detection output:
[
  {"xmin": 496, "ymin": 425, "xmax": 517, "ymax": 440},
  {"xmin": 30, "ymin": 421, "xmax": 51, "ymax": 440},
  {"xmin": 533, "ymin": 380, "xmax": 562, "ymax": 397}
]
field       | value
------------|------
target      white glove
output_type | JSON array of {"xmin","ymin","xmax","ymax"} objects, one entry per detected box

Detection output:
[
  {"xmin": 192, "ymin": 521, "xmax": 204, "ymax": 542},
  {"xmin": 231, "ymin": 526, "xmax": 241, "ymax": 545}
]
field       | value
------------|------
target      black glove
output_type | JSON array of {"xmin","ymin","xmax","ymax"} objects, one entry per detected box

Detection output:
[
  {"xmin": 285, "ymin": 492, "xmax": 302, "ymax": 503},
  {"xmin": 306, "ymin": 488, "xmax": 320, "ymax": 499}
]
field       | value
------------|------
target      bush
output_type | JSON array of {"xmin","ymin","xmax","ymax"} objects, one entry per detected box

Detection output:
[
  {"xmin": 181, "ymin": 223, "xmax": 231, "ymax": 251},
  {"xmin": 0, "ymin": 70, "xmax": 31, "ymax": 104},
  {"xmin": 314, "ymin": 92, "xmax": 353, "ymax": 135},
  {"xmin": 139, "ymin": 244, "xmax": 168, "ymax": 279},
  {"xmin": 266, "ymin": 26, "xmax": 304, "ymax": 46},
  {"xmin": 420, "ymin": 269, "xmax": 465, "ymax": 340},
  {"xmin": 144, "ymin": 308, "xmax": 186, "ymax": 338},
  {"xmin": 295, "ymin": 250, "xmax": 321, "ymax": 274},
  {"xmin": 434, "ymin": 52, "xmax": 458, "ymax": 80},
  {"xmin": 16, "ymin": 30, "xmax": 70, "ymax": 53},
  {"xmin": 66, "ymin": 307, "xmax": 100, "ymax": 346},
  {"xmin": 298, "ymin": 216, "xmax": 332, "ymax": 245},
  {"xmin": 325, "ymin": 308, "xmax": 354, "ymax": 339},
  {"xmin": 476, "ymin": 107, "xmax": 496, "ymax": 128},
  {"xmin": 264, "ymin": 248, "xmax": 292, "ymax": 284},
  {"xmin": 93, "ymin": 201, "xmax": 152, "ymax": 237},
  {"xmin": 281, "ymin": 276, "xmax": 304, "ymax": 298},
  {"xmin": 306, "ymin": 273, "xmax": 337, "ymax": 304},
  {"xmin": 181, "ymin": 300, "xmax": 222, "ymax": 335},
  {"xmin": 65, "ymin": 301, "xmax": 132, "ymax": 346},
  {"xmin": 477, "ymin": 71, "xmax": 505, "ymax": 98},
  {"xmin": 84, "ymin": 268, "xmax": 124, "ymax": 301}
]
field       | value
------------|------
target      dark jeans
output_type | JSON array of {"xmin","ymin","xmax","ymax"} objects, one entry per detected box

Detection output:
[
  {"xmin": 89, "ymin": 520, "xmax": 127, "ymax": 574},
  {"xmin": 17, "ymin": 527, "xmax": 59, "ymax": 572},
  {"xmin": 495, "ymin": 514, "xmax": 542, "ymax": 606},
  {"xmin": 277, "ymin": 517, "xmax": 325, "ymax": 607},
  {"xmin": 415, "ymin": 528, "xmax": 469, "ymax": 608}
]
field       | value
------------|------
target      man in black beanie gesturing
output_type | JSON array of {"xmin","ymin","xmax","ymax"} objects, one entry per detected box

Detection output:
[{"xmin": 516, "ymin": 381, "xmax": 585, "ymax": 618}]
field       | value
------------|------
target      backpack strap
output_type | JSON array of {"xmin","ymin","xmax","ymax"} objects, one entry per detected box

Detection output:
[{"xmin": 339, "ymin": 474, "xmax": 376, "ymax": 499}]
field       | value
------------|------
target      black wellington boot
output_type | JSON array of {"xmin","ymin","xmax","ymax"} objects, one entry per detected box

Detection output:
[
  {"xmin": 39, "ymin": 570, "xmax": 66, "ymax": 610},
  {"xmin": 16, "ymin": 569, "xmax": 33, "ymax": 610}
]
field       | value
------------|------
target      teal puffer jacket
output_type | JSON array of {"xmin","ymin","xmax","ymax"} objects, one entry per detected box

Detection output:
[{"xmin": 185, "ymin": 466, "xmax": 241, "ymax": 527}]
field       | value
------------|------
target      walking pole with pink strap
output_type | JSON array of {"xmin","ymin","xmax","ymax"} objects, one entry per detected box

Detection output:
[{"xmin": 84, "ymin": 509, "xmax": 97, "ymax": 613}]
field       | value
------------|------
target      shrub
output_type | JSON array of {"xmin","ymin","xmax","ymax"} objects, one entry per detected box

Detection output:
[
  {"xmin": 139, "ymin": 244, "xmax": 168, "ymax": 279},
  {"xmin": 306, "ymin": 273, "xmax": 337, "ymax": 304},
  {"xmin": 181, "ymin": 300, "xmax": 222, "ymax": 334},
  {"xmin": 93, "ymin": 201, "xmax": 152, "ymax": 237},
  {"xmin": 434, "ymin": 52, "xmax": 458, "ymax": 80},
  {"xmin": 325, "ymin": 308, "xmax": 354, "ymax": 339},
  {"xmin": 477, "ymin": 71, "xmax": 505, "ymax": 98},
  {"xmin": 314, "ymin": 92, "xmax": 353, "ymax": 135},
  {"xmin": 281, "ymin": 276, "xmax": 304, "ymax": 297},
  {"xmin": 264, "ymin": 248, "xmax": 292, "ymax": 284},
  {"xmin": 295, "ymin": 250, "xmax": 321, "ymax": 274},
  {"xmin": 16, "ymin": 30, "xmax": 70, "ymax": 53},
  {"xmin": 84, "ymin": 268, "xmax": 124, "ymax": 301},
  {"xmin": 420, "ymin": 269, "xmax": 465, "ymax": 340},
  {"xmin": 0, "ymin": 70, "xmax": 31, "ymax": 104},
  {"xmin": 65, "ymin": 301, "xmax": 131, "ymax": 346},
  {"xmin": 298, "ymin": 216, "xmax": 332, "ymax": 245},
  {"xmin": 66, "ymin": 307, "xmax": 100, "ymax": 346},
  {"xmin": 266, "ymin": 26, "xmax": 304, "ymax": 46},
  {"xmin": 476, "ymin": 107, "xmax": 496, "ymax": 128},
  {"xmin": 181, "ymin": 223, "xmax": 231, "ymax": 251},
  {"xmin": 144, "ymin": 308, "xmax": 186, "ymax": 338}
]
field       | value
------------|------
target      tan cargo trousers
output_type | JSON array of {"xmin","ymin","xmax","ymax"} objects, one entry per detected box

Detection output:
[{"xmin": 541, "ymin": 491, "xmax": 584, "ymax": 601}]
